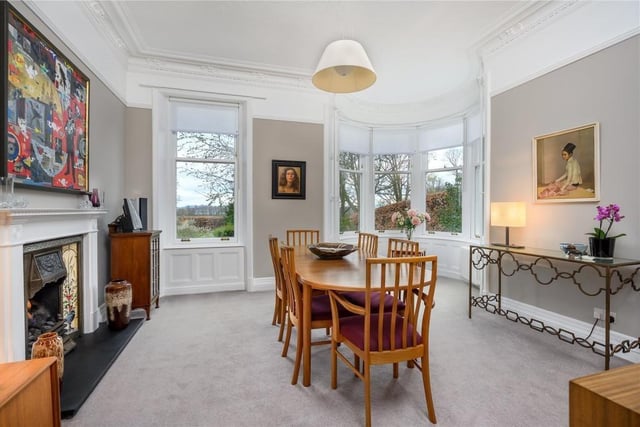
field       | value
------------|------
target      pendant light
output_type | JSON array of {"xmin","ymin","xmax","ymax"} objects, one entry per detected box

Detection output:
[{"xmin": 312, "ymin": 39, "xmax": 376, "ymax": 93}]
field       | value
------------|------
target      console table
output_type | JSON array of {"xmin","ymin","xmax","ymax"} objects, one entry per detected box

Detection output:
[{"xmin": 468, "ymin": 244, "xmax": 640, "ymax": 369}]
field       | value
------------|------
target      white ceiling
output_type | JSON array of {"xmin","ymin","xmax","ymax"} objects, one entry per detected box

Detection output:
[{"xmin": 94, "ymin": 1, "xmax": 545, "ymax": 105}]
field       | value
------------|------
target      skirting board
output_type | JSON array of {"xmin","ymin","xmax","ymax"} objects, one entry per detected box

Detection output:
[
  {"xmin": 500, "ymin": 296, "xmax": 640, "ymax": 364},
  {"xmin": 161, "ymin": 282, "xmax": 244, "ymax": 296},
  {"xmin": 251, "ymin": 277, "xmax": 275, "ymax": 292}
]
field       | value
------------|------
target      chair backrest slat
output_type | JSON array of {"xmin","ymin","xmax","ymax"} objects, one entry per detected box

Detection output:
[
  {"xmin": 358, "ymin": 232, "xmax": 379, "ymax": 257},
  {"xmin": 387, "ymin": 238, "xmax": 421, "ymax": 258},
  {"xmin": 268, "ymin": 236, "xmax": 285, "ymax": 297},
  {"xmin": 280, "ymin": 245, "xmax": 301, "ymax": 323},
  {"xmin": 286, "ymin": 229, "xmax": 320, "ymax": 247}
]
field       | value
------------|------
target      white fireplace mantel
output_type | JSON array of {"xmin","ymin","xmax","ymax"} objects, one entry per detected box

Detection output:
[{"xmin": 0, "ymin": 208, "xmax": 107, "ymax": 362}]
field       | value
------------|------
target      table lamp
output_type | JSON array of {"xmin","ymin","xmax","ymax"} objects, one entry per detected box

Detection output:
[{"xmin": 490, "ymin": 202, "xmax": 526, "ymax": 248}]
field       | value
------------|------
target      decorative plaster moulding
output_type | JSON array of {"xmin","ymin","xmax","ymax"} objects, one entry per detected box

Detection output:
[
  {"xmin": 476, "ymin": 0, "xmax": 583, "ymax": 58},
  {"xmin": 23, "ymin": 0, "xmax": 128, "ymax": 103},
  {"xmin": 81, "ymin": 1, "xmax": 128, "ymax": 51},
  {"xmin": 128, "ymin": 57, "xmax": 314, "ymax": 92}
]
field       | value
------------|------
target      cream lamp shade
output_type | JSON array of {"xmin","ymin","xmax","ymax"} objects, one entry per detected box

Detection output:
[
  {"xmin": 312, "ymin": 39, "xmax": 376, "ymax": 93},
  {"xmin": 490, "ymin": 202, "xmax": 526, "ymax": 248}
]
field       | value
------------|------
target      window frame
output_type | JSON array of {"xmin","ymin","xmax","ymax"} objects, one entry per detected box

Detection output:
[
  {"xmin": 155, "ymin": 94, "xmax": 244, "ymax": 248},
  {"xmin": 423, "ymin": 146, "xmax": 464, "ymax": 234}
]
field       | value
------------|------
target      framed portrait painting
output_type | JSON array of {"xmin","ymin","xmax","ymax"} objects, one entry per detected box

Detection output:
[
  {"xmin": 272, "ymin": 160, "xmax": 306, "ymax": 200},
  {"xmin": 533, "ymin": 123, "xmax": 599, "ymax": 203},
  {"xmin": 2, "ymin": 4, "xmax": 90, "ymax": 194}
]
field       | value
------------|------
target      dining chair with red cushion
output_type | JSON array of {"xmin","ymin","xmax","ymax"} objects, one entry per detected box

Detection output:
[
  {"xmin": 328, "ymin": 255, "xmax": 438, "ymax": 426},
  {"xmin": 280, "ymin": 245, "xmax": 350, "ymax": 385},
  {"xmin": 268, "ymin": 236, "xmax": 287, "ymax": 342}
]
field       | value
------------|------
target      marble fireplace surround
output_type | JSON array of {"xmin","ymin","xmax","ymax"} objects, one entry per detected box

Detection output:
[{"xmin": 0, "ymin": 209, "xmax": 106, "ymax": 362}]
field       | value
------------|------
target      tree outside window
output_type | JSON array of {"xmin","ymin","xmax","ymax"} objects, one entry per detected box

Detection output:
[
  {"xmin": 425, "ymin": 146, "xmax": 463, "ymax": 233},
  {"xmin": 374, "ymin": 153, "xmax": 411, "ymax": 230},
  {"xmin": 339, "ymin": 152, "xmax": 361, "ymax": 233},
  {"xmin": 175, "ymin": 131, "xmax": 236, "ymax": 239}
]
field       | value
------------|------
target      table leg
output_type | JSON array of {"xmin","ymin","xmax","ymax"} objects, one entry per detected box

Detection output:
[
  {"xmin": 303, "ymin": 282, "xmax": 312, "ymax": 387},
  {"xmin": 605, "ymin": 271, "xmax": 611, "ymax": 370}
]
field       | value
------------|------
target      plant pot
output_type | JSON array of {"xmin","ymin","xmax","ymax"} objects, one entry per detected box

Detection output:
[
  {"xmin": 105, "ymin": 279, "xmax": 132, "ymax": 330},
  {"xmin": 589, "ymin": 237, "xmax": 616, "ymax": 258},
  {"xmin": 31, "ymin": 331, "xmax": 64, "ymax": 379}
]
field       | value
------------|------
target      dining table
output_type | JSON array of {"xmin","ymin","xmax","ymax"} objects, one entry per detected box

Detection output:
[{"xmin": 293, "ymin": 245, "xmax": 434, "ymax": 387}]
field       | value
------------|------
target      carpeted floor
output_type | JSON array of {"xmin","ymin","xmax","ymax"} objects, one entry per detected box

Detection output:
[{"xmin": 62, "ymin": 277, "xmax": 627, "ymax": 426}]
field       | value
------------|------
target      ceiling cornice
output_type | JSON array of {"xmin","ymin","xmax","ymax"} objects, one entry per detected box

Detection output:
[
  {"xmin": 475, "ymin": 0, "xmax": 584, "ymax": 58},
  {"xmin": 128, "ymin": 57, "xmax": 315, "ymax": 93}
]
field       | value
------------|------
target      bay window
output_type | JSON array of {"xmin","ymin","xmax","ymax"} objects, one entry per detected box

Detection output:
[{"xmin": 337, "ymin": 113, "xmax": 482, "ymax": 240}]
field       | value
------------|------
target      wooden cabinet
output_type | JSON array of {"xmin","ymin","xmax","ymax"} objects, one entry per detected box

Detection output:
[
  {"xmin": 109, "ymin": 230, "xmax": 161, "ymax": 320},
  {"xmin": 570, "ymin": 364, "xmax": 640, "ymax": 426},
  {"xmin": 0, "ymin": 357, "xmax": 61, "ymax": 427}
]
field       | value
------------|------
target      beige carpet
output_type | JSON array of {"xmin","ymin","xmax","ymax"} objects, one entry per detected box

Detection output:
[{"xmin": 62, "ymin": 277, "xmax": 626, "ymax": 426}]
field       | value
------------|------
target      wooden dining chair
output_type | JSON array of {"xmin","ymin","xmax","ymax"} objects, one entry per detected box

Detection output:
[
  {"xmin": 328, "ymin": 255, "xmax": 438, "ymax": 426},
  {"xmin": 280, "ymin": 245, "xmax": 343, "ymax": 385},
  {"xmin": 268, "ymin": 236, "xmax": 287, "ymax": 342},
  {"xmin": 387, "ymin": 237, "xmax": 421, "ymax": 257},
  {"xmin": 342, "ymin": 233, "xmax": 408, "ymax": 322},
  {"xmin": 357, "ymin": 232, "xmax": 378, "ymax": 257},
  {"xmin": 286, "ymin": 229, "xmax": 320, "ymax": 247}
]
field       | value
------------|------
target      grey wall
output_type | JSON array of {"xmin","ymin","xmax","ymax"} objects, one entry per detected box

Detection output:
[
  {"xmin": 124, "ymin": 107, "xmax": 153, "ymax": 226},
  {"xmin": 253, "ymin": 118, "xmax": 324, "ymax": 278},
  {"xmin": 490, "ymin": 35, "xmax": 640, "ymax": 335},
  {"xmin": 11, "ymin": 2, "xmax": 127, "ymax": 305}
]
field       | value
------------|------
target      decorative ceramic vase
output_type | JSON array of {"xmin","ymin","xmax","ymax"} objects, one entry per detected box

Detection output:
[
  {"xmin": 31, "ymin": 331, "xmax": 64, "ymax": 379},
  {"xmin": 105, "ymin": 279, "xmax": 132, "ymax": 330},
  {"xmin": 589, "ymin": 237, "xmax": 616, "ymax": 258},
  {"xmin": 90, "ymin": 188, "xmax": 101, "ymax": 207}
]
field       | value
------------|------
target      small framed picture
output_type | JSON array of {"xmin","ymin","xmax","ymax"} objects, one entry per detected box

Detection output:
[
  {"xmin": 533, "ymin": 123, "xmax": 599, "ymax": 203},
  {"xmin": 272, "ymin": 160, "xmax": 306, "ymax": 200}
]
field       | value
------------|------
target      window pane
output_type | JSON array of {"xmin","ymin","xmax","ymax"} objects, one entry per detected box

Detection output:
[
  {"xmin": 374, "ymin": 153, "xmax": 411, "ymax": 230},
  {"xmin": 176, "ymin": 132, "xmax": 235, "ymax": 161},
  {"xmin": 339, "ymin": 152, "xmax": 360, "ymax": 170},
  {"xmin": 427, "ymin": 146, "xmax": 463, "ymax": 169},
  {"xmin": 374, "ymin": 172, "xmax": 410, "ymax": 230},
  {"xmin": 426, "ymin": 170, "xmax": 462, "ymax": 233},
  {"xmin": 176, "ymin": 161, "xmax": 235, "ymax": 239},
  {"xmin": 339, "ymin": 171, "xmax": 360, "ymax": 233}
]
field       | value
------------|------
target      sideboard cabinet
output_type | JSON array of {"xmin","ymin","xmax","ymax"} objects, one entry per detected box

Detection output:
[
  {"xmin": 109, "ymin": 230, "xmax": 161, "ymax": 320},
  {"xmin": 0, "ymin": 357, "xmax": 61, "ymax": 427}
]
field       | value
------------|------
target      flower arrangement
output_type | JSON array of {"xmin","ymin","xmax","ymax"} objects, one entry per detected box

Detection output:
[
  {"xmin": 586, "ymin": 204, "xmax": 626, "ymax": 240},
  {"xmin": 391, "ymin": 208, "xmax": 430, "ymax": 240}
]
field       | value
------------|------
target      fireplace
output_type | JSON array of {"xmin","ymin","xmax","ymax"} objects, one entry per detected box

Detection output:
[
  {"xmin": 24, "ymin": 236, "xmax": 83, "ymax": 359},
  {"xmin": 0, "ymin": 208, "xmax": 106, "ymax": 363}
]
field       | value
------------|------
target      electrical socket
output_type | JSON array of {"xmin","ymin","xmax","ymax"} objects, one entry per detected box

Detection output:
[{"xmin": 593, "ymin": 308, "xmax": 616, "ymax": 323}]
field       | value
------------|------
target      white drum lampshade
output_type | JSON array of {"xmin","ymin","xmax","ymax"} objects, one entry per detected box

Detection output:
[{"xmin": 312, "ymin": 39, "xmax": 376, "ymax": 94}]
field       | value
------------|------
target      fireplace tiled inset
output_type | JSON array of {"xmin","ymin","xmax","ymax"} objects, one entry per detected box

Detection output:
[{"xmin": 24, "ymin": 236, "xmax": 82, "ymax": 359}]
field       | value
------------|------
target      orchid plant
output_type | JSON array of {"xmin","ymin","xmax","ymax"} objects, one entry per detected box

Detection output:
[
  {"xmin": 586, "ymin": 204, "xmax": 626, "ymax": 240},
  {"xmin": 391, "ymin": 208, "xmax": 430, "ymax": 239}
]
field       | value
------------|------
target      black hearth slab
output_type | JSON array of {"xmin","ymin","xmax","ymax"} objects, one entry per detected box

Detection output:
[{"xmin": 61, "ymin": 318, "xmax": 144, "ymax": 418}]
